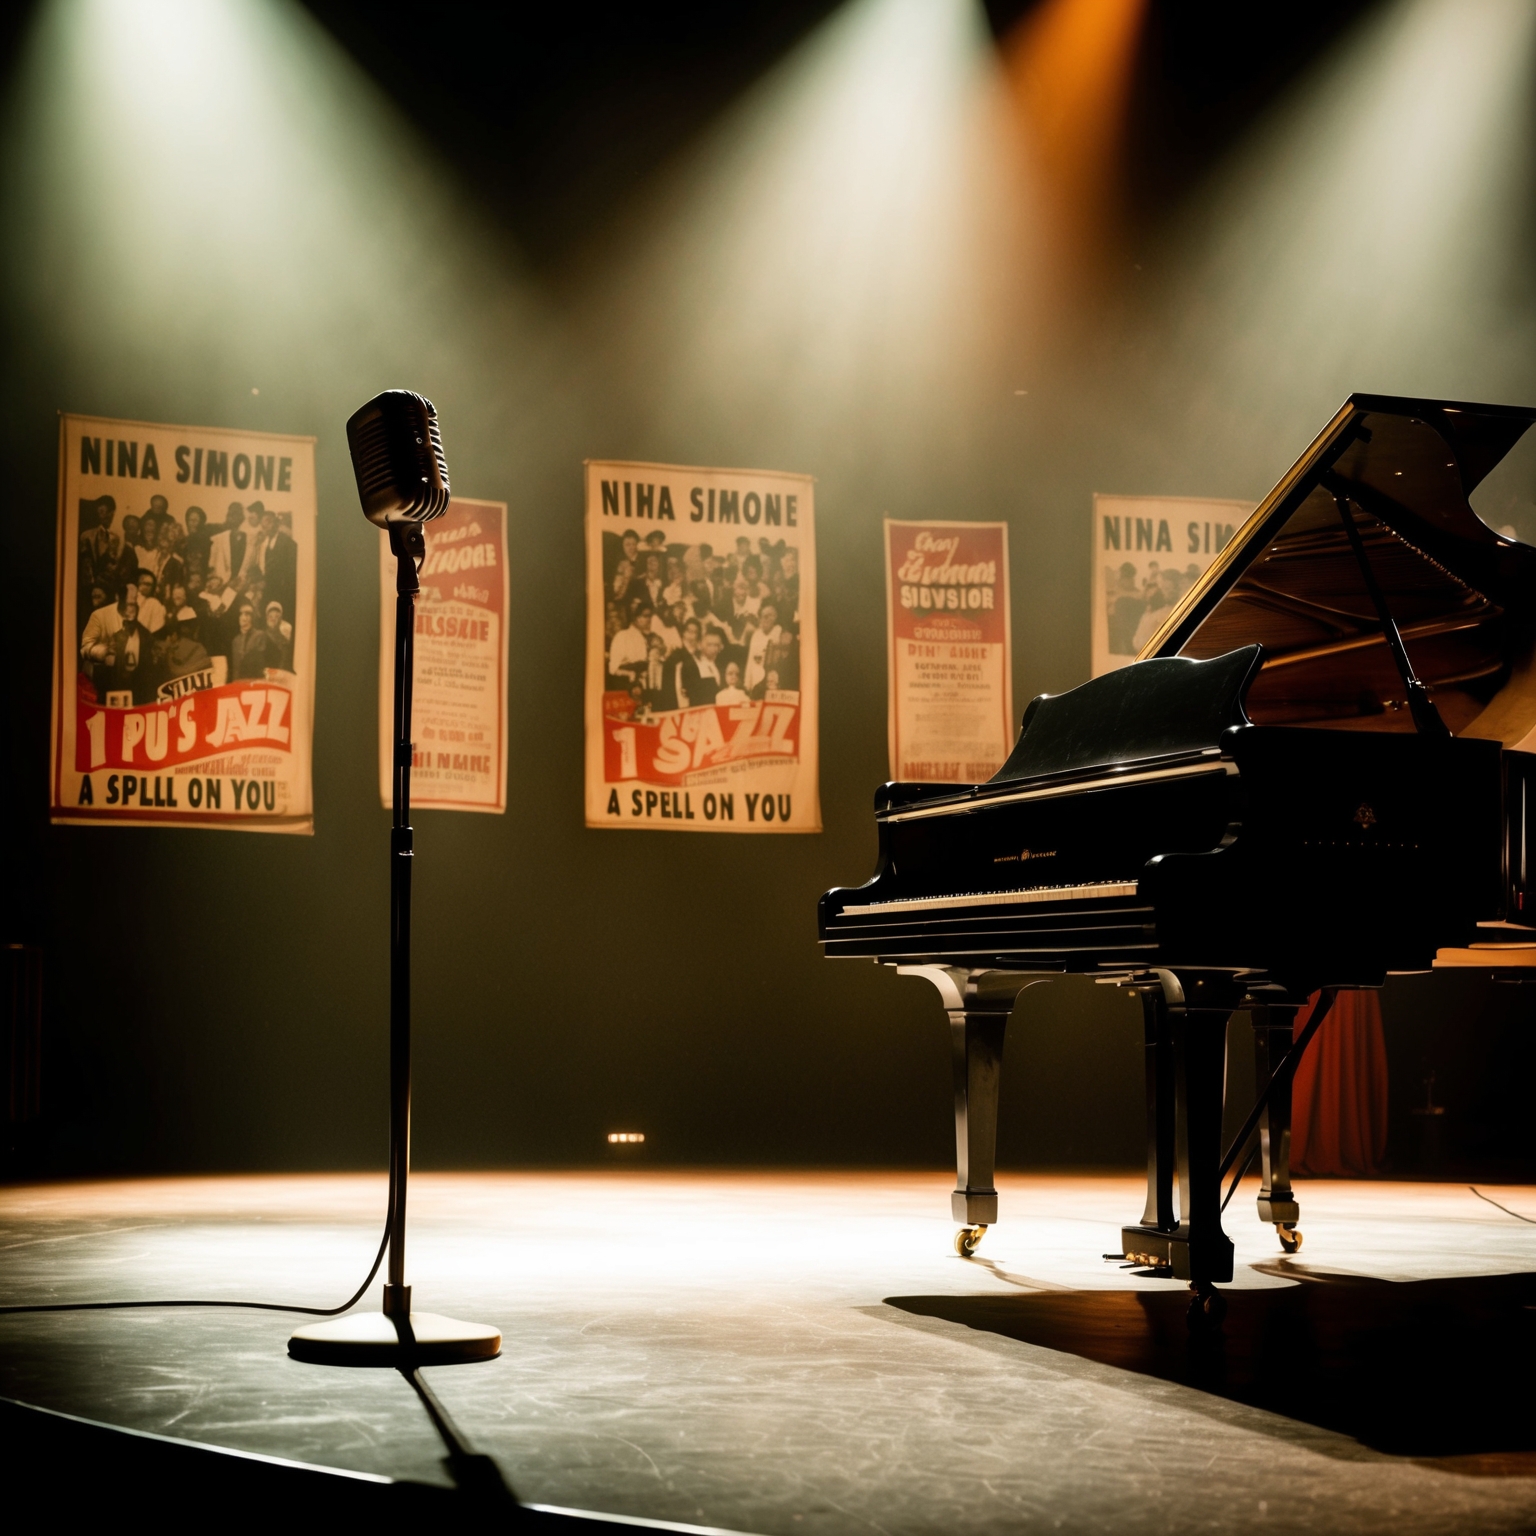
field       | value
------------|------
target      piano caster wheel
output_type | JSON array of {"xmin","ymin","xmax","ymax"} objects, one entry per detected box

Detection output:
[
  {"xmin": 1277, "ymin": 1224, "xmax": 1303, "ymax": 1254},
  {"xmin": 1186, "ymin": 1285, "xmax": 1227, "ymax": 1330},
  {"xmin": 954, "ymin": 1225, "xmax": 988, "ymax": 1258}
]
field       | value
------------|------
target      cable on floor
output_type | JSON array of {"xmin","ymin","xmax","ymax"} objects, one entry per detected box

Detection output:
[
  {"xmin": 1470, "ymin": 1185, "xmax": 1536, "ymax": 1225},
  {"xmin": 0, "ymin": 1178, "xmax": 392, "ymax": 1318}
]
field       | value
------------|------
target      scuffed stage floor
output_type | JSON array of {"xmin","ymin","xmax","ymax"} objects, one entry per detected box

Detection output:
[{"xmin": 1, "ymin": 1170, "xmax": 1534, "ymax": 1533}]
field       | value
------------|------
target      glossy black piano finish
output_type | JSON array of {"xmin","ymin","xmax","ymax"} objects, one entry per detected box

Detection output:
[
  {"xmin": 825, "ymin": 653, "xmax": 1506, "ymax": 984},
  {"xmin": 818, "ymin": 393, "xmax": 1536, "ymax": 1321}
]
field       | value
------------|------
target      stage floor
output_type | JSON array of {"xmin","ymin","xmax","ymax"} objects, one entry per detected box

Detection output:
[{"xmin": 2, "ymin": 1170, "xmax": 1535, "ymax": 1532}]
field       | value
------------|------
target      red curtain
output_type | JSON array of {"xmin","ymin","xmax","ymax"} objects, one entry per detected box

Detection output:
[{"xmin": 1290, "ymin": 989, "xmax": 1389, "ymax": 1176}]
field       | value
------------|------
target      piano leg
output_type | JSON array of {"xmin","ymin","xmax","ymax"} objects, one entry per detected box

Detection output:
[
  {"xmin": 1137, "ymin": 990, "xmax": 1176, "ymax": 1234},
  {"xmin": 1119, "ymin": 979, "xmax": 1235, "ymax": 1322},
  {"xmin": 897, "ymin": 966, "xmax": 1042, "ymax": 1258},
  {"xmin": 949, "ymin": 1000, "xmax": 1008, "ymax": 1256},
  {"xmin": 1251, "ymin": 1006, "xmax": 1302, "ymax": 1253},
  {"xmin": 1175, "ymin": 1007, "xmax": 1236, "ymax": 1321},
  {"xmin": 1119, "ymin": 988, "xmax": 1177, "ymax": 1267}
]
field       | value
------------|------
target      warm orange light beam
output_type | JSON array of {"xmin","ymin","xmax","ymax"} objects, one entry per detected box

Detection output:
[{"xmin": 1003, "ymin": 0, "xmax": 1147, "ymax": 275}]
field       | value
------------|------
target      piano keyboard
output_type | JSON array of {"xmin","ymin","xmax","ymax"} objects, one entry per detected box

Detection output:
[{"xmin": 840, "ymin": 881, "xmax": 1139, "ymax": 916}]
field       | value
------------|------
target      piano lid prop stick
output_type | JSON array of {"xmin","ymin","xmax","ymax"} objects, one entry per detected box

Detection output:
[
  {"xmin": 1221, "ymin": 1140, "xmax": 1262, "ymax": 1213},
  {"xmin": 1330, "ymin": 485, "xmax": 1450, "ymax": 738},
  {"xmin": 1216, "ymin": 989, "xmax": 1338, "ymax": 1185}
]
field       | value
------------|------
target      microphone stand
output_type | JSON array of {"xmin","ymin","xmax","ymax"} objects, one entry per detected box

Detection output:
[
  {"xmin": 384, "ymin": 522, "xmax": 422, "ymax": 1325},
  {"xmin": 289, "ymin": 524, "xmax": 500, "ymax": 1367}
]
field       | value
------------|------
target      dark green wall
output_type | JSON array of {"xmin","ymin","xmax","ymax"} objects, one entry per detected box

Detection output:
[{"xmin": 3, "ymin": 0, "xmax": 1534, "ymax": 1177}]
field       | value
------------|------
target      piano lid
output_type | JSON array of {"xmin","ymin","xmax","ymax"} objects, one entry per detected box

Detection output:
[{"xmin": 1142, "ymin": 394, "xmax": 1536, "ymax": 745}]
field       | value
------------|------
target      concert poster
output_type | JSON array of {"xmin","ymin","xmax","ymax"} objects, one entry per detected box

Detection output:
[
  {"xmin": 1090, "ymin": 494, "xmax": 1253, "ymax": 677},
  {"xmin": 50, "ymin": 413, "xmax": 317, "ymax": 832},
  {"xmin": 884, "ymin": 519, "xmax": 1012, "ymax": 784},
  {"xmin": 377, "ymin": 497, "xmax": 508, "ymax": 813},
  {"xmin": 583, "ymin": 459, "xmax": 820, "ymax": 833}
]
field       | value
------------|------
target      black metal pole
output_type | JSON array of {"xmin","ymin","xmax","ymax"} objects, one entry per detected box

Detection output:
[
  {"xmin": 384, "ymin": 524, "xmax": 423, "ymax": 1321},
  {"xmin": 1332, "ymin": 489, "xmax": 1448, "ymax": 738},
  {"xmin": 1217, "ymin": 988, "xmax": 1337, "ymax": 1183}
]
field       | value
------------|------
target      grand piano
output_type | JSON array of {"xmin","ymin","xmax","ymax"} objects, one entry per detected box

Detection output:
[{"xmin": 819, "ymin": 394, "xmax": 1536, "ymax": 1324}]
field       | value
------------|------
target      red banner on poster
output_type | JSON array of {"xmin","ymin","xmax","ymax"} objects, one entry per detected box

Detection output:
[
  {"xmin": 601, "ymin": 694, "xmax": 802, "ymax": 783},
  {"xmin": 74, "ymin": 674, "xmax": 295, "ymax": 772}
]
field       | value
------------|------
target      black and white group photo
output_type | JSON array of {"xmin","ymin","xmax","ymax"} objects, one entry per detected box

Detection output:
[
  {"xmin": 601, "ymin": 528, "xmax": 802, "ymax": 717},
  {"xmin": 1099, "ymin": 555, "xmax": 1204, "ymax": 659},
  {"xmin": 76, "ymin": 493, "xmax": 300, "ymax": 706}
]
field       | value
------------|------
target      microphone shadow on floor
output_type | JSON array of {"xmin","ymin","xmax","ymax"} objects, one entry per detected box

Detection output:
[{"xmin": 885, "ymin": 1269, "xmax": 1536, "ymax": 1469}]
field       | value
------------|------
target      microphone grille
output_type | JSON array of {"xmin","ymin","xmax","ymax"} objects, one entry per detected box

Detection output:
[{"xmin": 346, "ymin": 389, "xmax": 452, "ymax": 526}]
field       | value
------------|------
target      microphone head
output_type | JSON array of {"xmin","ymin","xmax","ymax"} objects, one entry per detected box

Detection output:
[{"xmin": 346, "ymin": 389, "xmax": 451, "ymax": 527}]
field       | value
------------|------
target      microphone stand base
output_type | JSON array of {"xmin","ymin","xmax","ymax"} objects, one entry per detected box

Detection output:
[{"xmin": 288, "ymin": 1310, "xmax": 501, "ymax": 1367}]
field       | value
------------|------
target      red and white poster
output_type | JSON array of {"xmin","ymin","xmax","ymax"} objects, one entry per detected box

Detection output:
[
  {"xmin": 885, "ymin": 519, "xmax": 1012, "ymax": 783},
  {"xmin": 377, "ymin": 498, "xmax": 508, "ymax": 813},
  {"xmin": 584, "ymin": 459, "xmax": 819, "ymax": 832},
  {"xmin": 50, "ymin": 413, "xmax": 316, "ymax": 832}
]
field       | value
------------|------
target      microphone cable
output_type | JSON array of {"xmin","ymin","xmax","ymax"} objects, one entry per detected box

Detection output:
[
  {"xmin": 0, "ymin": 1172, "xmax": 392, "ymax": 1319},
  {"xmin": 0, "ymin": 1172, "xmax": 521, "ymax": 1508},
  {"xmin": 1469, "ymin": 1185, "xmax": 1536, "ymax": 1225}
]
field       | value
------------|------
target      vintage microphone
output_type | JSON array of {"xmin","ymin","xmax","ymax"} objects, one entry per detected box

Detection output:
[{"xmin": 290, "ymin": 391, "xmax": 501, "ymax": 1367}]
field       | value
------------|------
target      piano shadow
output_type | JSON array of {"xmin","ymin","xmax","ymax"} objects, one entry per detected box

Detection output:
[{"xmin": 886, "ymin": 1270, "xmax": 1536, "ymax": 1467}]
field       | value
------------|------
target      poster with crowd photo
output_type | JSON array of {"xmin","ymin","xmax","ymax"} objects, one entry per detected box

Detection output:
[
  {"xmin": 885, "ymin": 520, "xmax": 1012, "ymax": 783},
  {"xmin": 584, "ymin": 459, "xmax": 820, "ymax": 833},
  {"xmin": 50, "ymin": 413, "xmax": 316, "ymax": 832},
  {"xmin": 1090, "ymin": 494, "xmax": 1253, "ymax": 677},
  {"xmin": 377, "ymin": 498, "xmax": 508, "ymax": 814}
]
